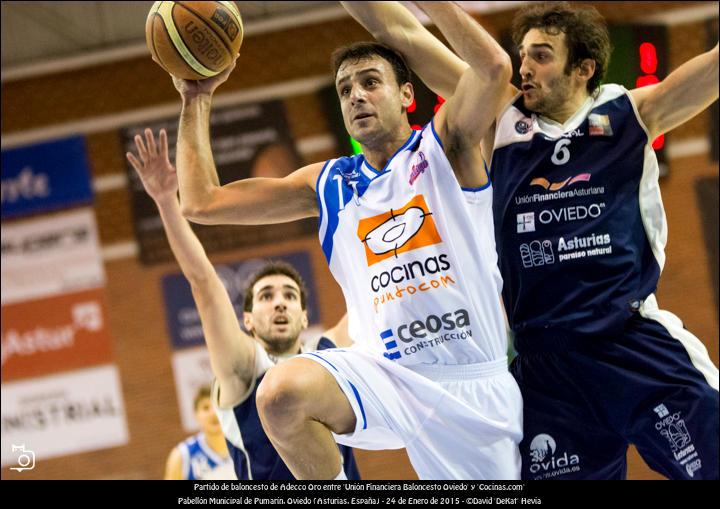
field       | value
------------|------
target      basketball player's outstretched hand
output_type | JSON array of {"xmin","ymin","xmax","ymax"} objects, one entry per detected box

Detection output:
[
  {"xmin": 126, "ymin": 128, "xmax": 178, "ymax": 203},
  {"xmin": 172, "ymin": 54, "xmax": 239, "ymax": 100}
]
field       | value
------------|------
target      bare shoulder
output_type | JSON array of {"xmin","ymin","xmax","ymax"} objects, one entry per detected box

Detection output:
[
  {"xmin": 164, "ymin": 446, "xmax": 184, "ymax": 480},
  {"xmin": 285, "ymin": 161, "xmax": 327, "ymax": 189},
  {"xmin": 628, "ymin": 84, "xmax": 656, "ymax": 106}
]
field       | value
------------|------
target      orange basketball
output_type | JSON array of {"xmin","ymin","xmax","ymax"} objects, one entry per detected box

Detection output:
[{"xmin": 146, "ymin": 1, "xmax": 243, "ymax": 80}]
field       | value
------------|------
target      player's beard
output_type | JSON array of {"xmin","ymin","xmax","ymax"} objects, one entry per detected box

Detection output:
[
  {"xmin": 525, "ymin": 71, "xmax": 573, "ymax": 120},
  {"xmin": 255, "ymin": 320, "xmax": 303, "ymax": 355}
]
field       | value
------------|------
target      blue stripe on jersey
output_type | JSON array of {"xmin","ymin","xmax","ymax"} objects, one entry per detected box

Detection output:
[
  {"xmin": 430, "ymin": 118, "xmax": 444, "ymax": 150},
  {"xmin": 362, "ymin": 129, "xmax": 422, "ymax": 173},
  {"xmin": 462, "ymin": 161, "xmax": 492, "ymax": 192},
  {"xmin": 305, "ymin": 352, "xmax": 368, "ymax": 430},
  {"xmin": 348, "ymin": 381, "xmax": 368, "ymax": 430},
  {"xmin": 305, "ymin": 351, "xmax": 340, "ymax": 372},
  {"xmin": 315, "ymin": 158, "xmax": 334, "ymax": 251},
  {"xmin": 318, "ymin": 157, "xmax": 364, "ymax": 264}
]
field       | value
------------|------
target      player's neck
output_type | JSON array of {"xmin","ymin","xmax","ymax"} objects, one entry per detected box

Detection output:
[
  {"xmin": 545, "ymin": 89, "xmax": 591, "ymax": 125},
  {"xmin": 262, "ymin": 339, "xmax": 302, "ymax": 360},
  {"xmin": 204, "ymin": 431, "xmax": 229, "ymax": 456},
  {"xmin": 362, "ymin": 124, "xmax": 413, "ymax": 171}
]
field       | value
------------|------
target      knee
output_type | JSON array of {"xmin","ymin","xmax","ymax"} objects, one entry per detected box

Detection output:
[{"xmin": 256, "ymin": 361, "xmax": 314, "ymax": 436}]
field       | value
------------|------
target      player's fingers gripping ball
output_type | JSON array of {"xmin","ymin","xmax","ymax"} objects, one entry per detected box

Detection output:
[{"xmin": 146, "ymin": 1, "xmax": 243, "ymax": 80}]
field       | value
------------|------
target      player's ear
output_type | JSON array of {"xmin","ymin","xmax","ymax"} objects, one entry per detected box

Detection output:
[
  {"xmin": 401, "ymin": 82, "xmax": 414, "ymax": 109},
  {"xmin": 301, "ymin": 310, "xmax": 309, "ymax": 330},
  {"xmin": 576, "ymin": 58, "xmax": 596, "ymax": 83},
  {"xmin": 243, "ymin": 312, "xmax": 254, "ymax": 334}
]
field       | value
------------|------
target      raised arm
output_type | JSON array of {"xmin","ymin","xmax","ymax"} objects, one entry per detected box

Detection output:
[
  {"xmin": 630, "ymin": 43, "xmax": 719, "ymax": 140},
  {"xmin": 172, "ymin": 60, "xmax": 320, "ymax": 226},
  {"xmin": 127, "ymin": 129, "xmax": 256, "ymax": 406},
  {"xmin": 417, "ymin": 1, "xmax": 513, "ymax": 186},
  {"xmin": 341, "ymin": 1, "xmax": 467, "ymax": 99}
]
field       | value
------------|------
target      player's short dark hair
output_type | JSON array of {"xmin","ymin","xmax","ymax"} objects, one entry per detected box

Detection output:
[
  {"xmin": 242, "ymin": 261, "xmax": 308, "ymax": 312},
  {"xmin": 512, "ymin": 1, "xmax": 611, "ymax": 93},
  {"xmin": 331, "ymin": 41, "xmax": 412, "ymax": 88},
  {"xmin": 193, "ymin": 385, "xmax": 212, "ymax": 410}
]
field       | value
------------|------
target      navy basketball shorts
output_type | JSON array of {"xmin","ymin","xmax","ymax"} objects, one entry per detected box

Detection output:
[{"xmin": 510, "ymin": 298, "xmax": 718, "ymax": 480}]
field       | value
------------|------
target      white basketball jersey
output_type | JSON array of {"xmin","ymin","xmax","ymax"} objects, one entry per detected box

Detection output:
[{"xmin": 316, "ymin": 122, "xmax": 507, "ymax": 367}]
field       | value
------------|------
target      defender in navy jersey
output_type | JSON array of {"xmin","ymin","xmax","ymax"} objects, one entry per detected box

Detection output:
[
  {"xmin": 353, "ymin": 0, "xmax": 719, "ymax": 480},
  {"xmin": 172, "ymin": 1, "xmax": 524, "ymax": 480},
  {"xmin": 127, "ymin": 130, "xmax": 359, "ymax": 480}
]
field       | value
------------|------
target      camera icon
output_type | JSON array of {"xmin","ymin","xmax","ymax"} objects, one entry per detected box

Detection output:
[{"xmin": 10, "ymin": 444, "xmax": 35, "ymax": 472}]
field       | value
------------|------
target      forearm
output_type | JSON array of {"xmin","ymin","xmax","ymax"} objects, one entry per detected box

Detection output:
[
  {"xmin": 635, "ymin": 44, "xmax": 718, "ymax": 139},
  {"xmin": 176, "ymin": 94, "xmax": 221, "ymax": 218},
  {"xmin": 416, "ymin": 1, "xmax": 510, "ymax": 77},
  {"xmin": 157, "ymin": 194, "xmax": 255, "ymax": 386},
  {"xmin": 342, "ymin": 1, "xmax": 465, "ymax": 98},
  {"xmin": 155, "ymin": 194, "xmax": 218, "ymax": 284}
]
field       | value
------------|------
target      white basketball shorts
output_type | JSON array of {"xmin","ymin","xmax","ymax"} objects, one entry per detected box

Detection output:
[{"xmin": 298, "ymin": 347, "xmax": 523, "ymax": 480}]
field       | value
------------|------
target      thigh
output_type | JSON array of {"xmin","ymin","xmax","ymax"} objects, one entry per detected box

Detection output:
[
  {"xmin": 260, "ymin": 356, "xmax": 357, "ymax": 435},
  {"xmin": 512, "ymin": 354, "xmax": 629, "ymax": 480}
]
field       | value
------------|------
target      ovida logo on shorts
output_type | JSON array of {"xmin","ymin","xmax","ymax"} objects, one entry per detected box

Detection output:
[{"xmin": 528, "ymin": 434, "xmax": 580, "ymax": 479}]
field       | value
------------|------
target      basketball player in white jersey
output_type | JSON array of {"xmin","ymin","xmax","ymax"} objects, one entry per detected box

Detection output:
[
  {"xmin": 171, "ymin": 2, "xmax": 522, "ymax": 479},
  {"xmin": 165, "ymin": 386, "xmax": 235, "ymax": 480},
  {"xmin": 345, "ymin": 1, "xmax": 719, "ymax": 479}
]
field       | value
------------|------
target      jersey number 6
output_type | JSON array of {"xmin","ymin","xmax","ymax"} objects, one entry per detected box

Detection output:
[{"xmin": 551, "ymin": 139, "xmax": 572, "ymax": 166}]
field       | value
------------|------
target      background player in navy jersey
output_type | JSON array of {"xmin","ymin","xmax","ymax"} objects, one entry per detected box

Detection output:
[
  {"xmin": 164, "ymin": 385, "xmax": 235, "ymax": 480},
  {"xmin": 345, "ymin": 1, "xmax": 719, "ymax": 479},
  {"xmin": 126, "ymin": 129, "xmax": 360, "ymax": 480}
]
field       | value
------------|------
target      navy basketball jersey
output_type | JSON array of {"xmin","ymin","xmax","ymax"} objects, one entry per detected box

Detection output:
[
  {"xmin": 491, "ymin": 85, "xmax": 667, "ymax": 340},
  {"xmin": 214, "ymin": 337, "xmax": 361, "ymax": 480},
  {"xmin": 177, "ymin": 432, "xmax": 235, "ymax": 480}
]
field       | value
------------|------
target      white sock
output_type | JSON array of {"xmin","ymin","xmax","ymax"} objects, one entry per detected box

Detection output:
[{"xmin": 334, "ymin": 468, "xmax": 347, "ymax": 480}]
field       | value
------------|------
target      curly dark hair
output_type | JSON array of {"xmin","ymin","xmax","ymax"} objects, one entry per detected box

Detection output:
[
  {"xmin": 243, "ymin": 260, "xmax": 308, "ymax": 312},
  {"xmin": 512, "ymin": 1, "xmax": 611, "ymax": 93},
  {"xmin": 331, "ymin": 41, "xmax": 412, "ymax": 88}
]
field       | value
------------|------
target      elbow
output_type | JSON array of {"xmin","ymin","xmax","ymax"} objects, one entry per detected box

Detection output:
[
  {"xmin": 488, "ymin": 53, "xmax": 512, "ymax": 84},
  {"xmin": 181, "ymin": 203, "xmax": 214, "ymax": 225},
  {"xmin": 375, "ymin": 25, "xmax": 415, "ymax": 53}
]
